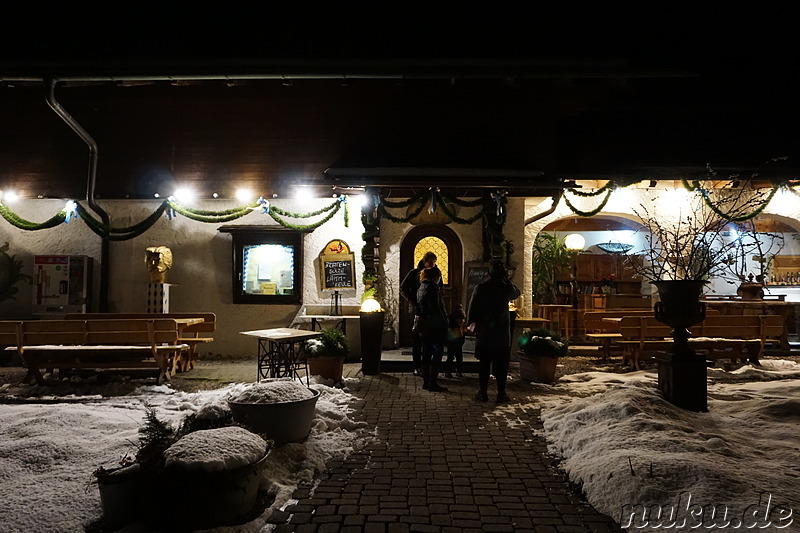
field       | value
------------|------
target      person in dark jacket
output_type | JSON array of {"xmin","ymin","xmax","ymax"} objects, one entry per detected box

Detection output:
[
  {"xmin": 467, "ymin": 260, "xmax": 521, "ymax": 403},
  {"xmin": 444, "ymin": 303, "xmax": 466, "ymax": 378},
  {"xmin": 416, "ymin": 265, "xmax": 449, "ymax": 392},
  {"xmin": 400, "ymin": 251, "xmax": 437, "ymax": 376}
]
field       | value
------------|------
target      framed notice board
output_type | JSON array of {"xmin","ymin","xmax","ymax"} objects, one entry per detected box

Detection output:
[
  {"xmin": 464, "ymin": 261, "xmax": 490, "ymax": 305},
  {"xmin": 320, "ymin": 239, "xmax": 356, "ymax": 290}
]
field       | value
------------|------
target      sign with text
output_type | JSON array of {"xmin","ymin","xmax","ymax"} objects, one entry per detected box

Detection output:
[
  {"xmin": 319, "ymin": 240, "xmax": 355, "ymax": 290},
  {"xmin": 464, "ymin": 261, "xmax": 490, "ymax": 307}
]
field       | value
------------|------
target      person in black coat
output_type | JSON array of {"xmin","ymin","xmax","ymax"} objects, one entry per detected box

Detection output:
[
  {"xmin": 400, "ymin": 251, "xmax": 437, "ymax": 376},
  {"xmin": 416, "ymin": 265, "xmax": 449, "ymax": 392},
  {"xmin": 467, "ymin": 260, "xmax": 521, "ymax": 403}
]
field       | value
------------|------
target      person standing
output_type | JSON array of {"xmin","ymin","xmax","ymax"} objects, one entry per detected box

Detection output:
[
  {"xmin": 444, "ymin": 303, "xmax": 466, "ymax": 378},
  {"xmin": 416, "ymin": 265, "xmax": 449, "ymax": 392},
  {"xmin": 467, "ymin": 259, "xmax": 521, "ymax": 403},
  {"xmin": 400, "ymin": 251, "xmax": 437, "ymax": 376}
]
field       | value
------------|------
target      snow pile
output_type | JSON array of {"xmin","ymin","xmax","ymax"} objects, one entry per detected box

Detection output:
[
  {"xmin": 228, "ymin": 378, "xmax": 315, "ymax": 404},
  {"xmin": 164, "ymin": 426, "xmax": 268, "ymax": 471}
]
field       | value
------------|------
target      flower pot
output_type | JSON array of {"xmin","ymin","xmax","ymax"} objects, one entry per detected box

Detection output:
[
  {"xmin": 156, "ymin": 451, "xmax": 271, "ymax": 530},
  {"xmin": 307, "ymin": 355, "xmax": 344, "ymax": 382},
  {"xmin": 228, "ymin": 388, "xmax": 320, "ymax": 444},
  {"xmin": 652, "ymin": 280, "xmax": 708, "ymax": 331},
  {"xmin": 517, "ymin": 351, "xmax": 558, "ymax": 383},
  {"xmin": 96, "ymin": 464, "xmax": 147, "ymax": 530},
  {"xmin": 736, "ymin": 282, "xmax": 764, "ymax": 301}
]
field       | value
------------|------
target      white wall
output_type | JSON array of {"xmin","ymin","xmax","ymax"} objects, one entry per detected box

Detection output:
[{"xmin": 0, "ymin": 197, "xmax": 364, "ymax": 358}]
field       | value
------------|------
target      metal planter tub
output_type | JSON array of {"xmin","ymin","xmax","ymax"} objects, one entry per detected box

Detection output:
[{"xmin": 228, "ymin": 388, "xmax": 320, "ymax": 444}]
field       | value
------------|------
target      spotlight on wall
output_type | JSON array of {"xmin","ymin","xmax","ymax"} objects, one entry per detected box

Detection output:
[
  {"xmin": 294, "ymin": 187, "xmax": 313, "ymax": 202},
  {"xmin": 173, "ymin": 188, "xmax": 196, "ymax": 203},
  {"xmin": 649, "ymin": 180, "xmax": 658, "ymax": 188},
  {"xmin": 235, "ymin": 188, "xmax": 253, "ymax": 202},
  {"xmin": 1, "ymin": 189, "xmax": 19, "ymax": 203}
]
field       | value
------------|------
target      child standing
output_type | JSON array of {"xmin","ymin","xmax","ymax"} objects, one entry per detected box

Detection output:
[{"xmin": 444, "ymin": 303, "xmax": 466, "ymax": 378}]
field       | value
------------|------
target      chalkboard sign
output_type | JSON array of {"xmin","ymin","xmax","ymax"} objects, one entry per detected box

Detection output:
[
  {"xmin": 464, "ymin": 262, "xmax": 490, "ymax": 307},
  {"xmin": 322, "ymin": 256, "xmax": 355, "ymax": 290}
]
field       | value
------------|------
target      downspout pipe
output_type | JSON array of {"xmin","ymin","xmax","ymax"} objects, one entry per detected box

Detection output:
[
  {"xmin": 45, "ymin": 78, "xmax": 110, "ymax": 312},
  {"xmin": 525, "ymin": 191, "xmax": 562, "ymax": 226}
]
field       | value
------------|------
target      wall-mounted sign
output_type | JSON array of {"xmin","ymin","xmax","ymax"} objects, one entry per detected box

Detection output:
[{"xmin": 320, "ymin": 240, "xmax": 355, "ymax": 290}]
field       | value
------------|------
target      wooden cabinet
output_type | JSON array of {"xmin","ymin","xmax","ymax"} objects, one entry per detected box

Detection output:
[
  {"xmin": 555, "ymin": 253, "xmax": 646, "ymax": 337},
  {"xmin": 769, "ymin": 255, "xmax": 800, "ymax": 285}
]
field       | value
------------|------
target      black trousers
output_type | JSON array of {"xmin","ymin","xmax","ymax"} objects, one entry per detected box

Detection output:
[{"xmin": 478, "ymin": 355, "xmax": 509, "ymax": 394}]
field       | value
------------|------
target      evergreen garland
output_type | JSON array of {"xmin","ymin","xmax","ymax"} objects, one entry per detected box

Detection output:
[
  {"xmin": 77, "ymin": 202, "xmax": 169, "ymax": 240},
  {"xmin": 566, "ymin": 180, "xmax": 615, "ymax": 197},
  {"xmin": 563, "ymin": 189, "xmax": 612, "ymax": 217},
  {"xmin": 0, "ymin": 202, "xmax": 67, "ymax": 230},
  {"xmin": 682, "ymin": 179, "xmax": 781, "ymax": 222},
  {"xmin": 269, "ymin": 200, "xmax": 343, "ymax": 231}
]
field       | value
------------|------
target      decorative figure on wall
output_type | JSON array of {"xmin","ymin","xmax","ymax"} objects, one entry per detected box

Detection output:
[{"xmin": 145, "ymin": 246, "xmax": 173, "ymax": 284}]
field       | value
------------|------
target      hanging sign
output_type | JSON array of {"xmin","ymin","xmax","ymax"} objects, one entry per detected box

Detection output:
[{"xmin": 320, "ymin": 240, "xmax": 355, "ymax": 290}]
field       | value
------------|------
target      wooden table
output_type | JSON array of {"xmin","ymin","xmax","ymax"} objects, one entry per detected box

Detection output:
[
  {"xmin": 536, "ymin": 304, "xmax": 573, "ymax": 338},
  {"xmin": 240, "ymin": 328, "xmax": 322, "ymax": 385},
  {"xmin": 174, "ymin": 317, "xmax": 204, "ymax": 335},
  {"xmin": 515, "ymin": 317, "xmax": 550, "ymax": 329}
]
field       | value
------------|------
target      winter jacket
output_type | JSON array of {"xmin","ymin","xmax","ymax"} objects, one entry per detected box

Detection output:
[
  {"xmin": 416, "ymin": 279, "xmax": 448, "ymax": 340},
  {"xmin": 467, "ymin": 276, "xmax": 521, "ymax": 361}
]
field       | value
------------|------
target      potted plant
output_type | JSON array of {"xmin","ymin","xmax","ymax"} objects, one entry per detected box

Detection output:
[
  {"xmin": 530, "ymin": 233, "xmax": 573, "ymax": 309},
  {"xmin": 517, "ymin": 327, "xmax": 568, "ymax": 383},
  {"xmin": 305, "ymin": 327, "xmax": 349, "ymax": 382},
  {"xmin": 93, "ymin": 403, "xmax": 270, "ymax": 530},
  {"xmin": 623, "ymin": 167, "xmax": 780, "ymax": 411}
]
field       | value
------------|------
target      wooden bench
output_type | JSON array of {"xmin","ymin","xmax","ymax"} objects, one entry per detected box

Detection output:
[
  {"xmin": 583, "ymin": 310, "xmax": 657, "ymax": 360},
  {"xmin": 617, "ymin": 314, "xmax": 783, "ymax": 370},
  {"xmin": 64, "ymin": 313, "xmax": 216, "ymax": 372},
  {"xmin": 0, "ymin": 319, "xmax": 188, "ymax": 385},
  {"xmin": 583, "ymin": 308, "xmax": 721, "ymax": 360}
]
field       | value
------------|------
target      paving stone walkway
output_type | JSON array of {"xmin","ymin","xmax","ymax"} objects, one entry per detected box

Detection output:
[{"xmin": 270, "ymin": 365, "xmax": 623, "ymax": 532}]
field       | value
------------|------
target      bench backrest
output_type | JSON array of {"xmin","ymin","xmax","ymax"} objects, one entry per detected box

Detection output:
[
  {"xmin": 692, "ymin": 314, "xmax": 783, "ymax": 340},
  {"xmin": 619, "ymin": 314, "xmax": 782, "ymax": 341},
  {"xmin": 64, "ymin": 313, "xmax": 216, "ymax": 334},
  {"xmin": 0, "ymin": 319, "xmax": 180, "ymax": 347},
  {"xmin": 585, "ymin": 308, "xmax": 720, "ymax": 333}
]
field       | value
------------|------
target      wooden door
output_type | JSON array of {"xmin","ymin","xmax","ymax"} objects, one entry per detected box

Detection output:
[{"xmin": 398, "ymin": 224, "xmax": 463, "ymax": 348}]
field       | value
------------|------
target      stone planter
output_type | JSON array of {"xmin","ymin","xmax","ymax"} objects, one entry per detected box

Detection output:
[
  {"xmin": 307, "ymin": 355, "xmax": 344, "ymax": 382},
  {"xmin": 228, "ymin": 388, "xmax": 320, "ymax": 444},
  {"xmin": 96, "ymin": 464, "xmax": 147, "ymax": 530},
  {"xmin": 736, "ymin": 282, "xmax": 764, "ymax": 301},
  {"xmin": 517, "ymin": 351, "xmax": 558, "ymax": 384},
  {"xmin": 158, "ymin": 451, "xmax": 271, "ymax": 530}
]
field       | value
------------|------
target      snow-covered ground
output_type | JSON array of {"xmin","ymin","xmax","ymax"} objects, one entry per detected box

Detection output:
[{"xmin": 1, "ymin": 361, "xmax": 799, "ymax": 532}]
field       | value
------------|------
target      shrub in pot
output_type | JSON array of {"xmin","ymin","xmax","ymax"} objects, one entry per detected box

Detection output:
[
  {"xmin": 305, "ymin": 327, "xmax": 349, "ymax": 382},
  {"xmin": 517, "ymin": 327, "xmax": 568, "ymax": 383}
]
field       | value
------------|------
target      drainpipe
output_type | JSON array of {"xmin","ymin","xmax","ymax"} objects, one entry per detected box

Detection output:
[
  {"xmin": 525, "ymin": 191, "xmax": 562, "ymax": 226},
  {"xmin": 45, "ymin": 78, "xmax": 110, "ymax": 312}
]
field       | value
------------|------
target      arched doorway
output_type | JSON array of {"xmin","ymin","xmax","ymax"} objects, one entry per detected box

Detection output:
[{"xmin": 398, "ymin": 224, "xmax": 463, "ymax": 347}]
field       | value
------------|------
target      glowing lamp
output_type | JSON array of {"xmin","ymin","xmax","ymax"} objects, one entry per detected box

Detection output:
[
  {"xmin": 360, "ymin": 297, "xmax": 382, "ymax": 313},
  {"xmin": 565, "ymin": 233, "xmax": 586, "ymax": 252}
]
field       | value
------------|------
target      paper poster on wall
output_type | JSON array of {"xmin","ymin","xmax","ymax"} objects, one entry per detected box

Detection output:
[
  {"xmin": 319, "ymin": 239, "xmax": 355, "ymax": 290},
  {"xmin": 260, "ymin": 282, "xmax": 277, "ymax": 295}
]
